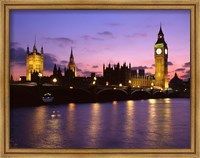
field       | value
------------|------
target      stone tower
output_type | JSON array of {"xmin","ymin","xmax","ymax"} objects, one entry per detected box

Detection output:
[
  {"xmin": 68, "ymin": 48, "xmax": 76, "ymax": 77},
  {"xmin": 26, "ymin": 40, "xmax": 44, "ymax": 81},
  {"xmin": 154, "ymin": 24, "xmax": 168, "ymax": 89}
]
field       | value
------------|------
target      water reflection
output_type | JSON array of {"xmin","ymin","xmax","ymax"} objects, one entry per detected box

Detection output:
[
  {"xmin": 33, "ymin": 106, "xmax": 47, "ymax": 135},
  {"xmin": 33, "ymin": 106, "xmax": 63, "ymax": 147},
  {"xmin": 111, "ymin": 100, "xmax": 118, "ymax": 136},
  {"xmin": 147, "ymin": 99, "xmax": 172, "ymax": 147},
  {"xmin": 112, "ymin": 100, "xmax": 118, "ymax": 105},
  {"xmin": 147, "ymin": 99, "xmax": 159, "ymax": 144},
  {"xmin": 10, "ymin": 99, "xmax": 190, "ymax": 148},
  {"xmin": 163, "ymin": 99, "xmax": 172, "ymax": 136},
  {"xmin": 87, "ymin": 103, "xmax": 101, "ymax": 146},
  {"xmin": 66, "ymin": 103, "xmax": 76, "ymax": 138},
  {"xmin": 124, "ymin": 100, "xmax": 135, "ymax": 140}
]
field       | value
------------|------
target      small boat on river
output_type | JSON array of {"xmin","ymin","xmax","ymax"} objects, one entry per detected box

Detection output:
[{"xmin": 42, "ymin": 93, "xmax": 54, "ymax": 103}]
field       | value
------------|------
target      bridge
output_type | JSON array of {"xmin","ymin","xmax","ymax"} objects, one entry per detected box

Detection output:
[{"xmin": 10, "ymin": 83, "xmax": 186, "ymax": 106}]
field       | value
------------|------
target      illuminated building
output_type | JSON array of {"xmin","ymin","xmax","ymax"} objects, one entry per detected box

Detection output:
[
  {"xmin": 103, "ymin": 25, "xmax": 169, "ymax": 88},
  {"xmin": 68, "ymin": 48, "xmax": 76, "ymax": 77},
  {"xmin": 103, "ymin": 63, "xmax": 154, "ymax": 87},
  {"xmin": 154, "ymin": 24, "xmax": 168, "ymax": 89},
  {"xmin": 26, "ymin": 41, "xmax": 44, "ymax": 81}
]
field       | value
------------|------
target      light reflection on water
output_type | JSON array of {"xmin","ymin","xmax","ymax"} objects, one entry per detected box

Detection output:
[
  {"xmin": 146, "ymin": 99, "xmax": 172, "ymax": 147},
  {"xmin": 124, "ymin": 100, "xmax": 135, "ymax": 141},
  {"xmin": 33, "ymin": 106, "xmax": 46, "ymax": 135},
  {"xmin": 10, "ymin": 98, "xmax": 190, "ymax": 148},
  {"xmin": 67, "ymin": 103, "xmax": 76, "ymax": 138},
  {"xmin": 87, "ymin": 103, "xmax": 101, "ymax": 147}
]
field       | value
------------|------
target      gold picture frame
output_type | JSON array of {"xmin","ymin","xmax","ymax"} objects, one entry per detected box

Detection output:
[{"xmin": 0, "ymin": 0, "xmax": 199, "ymax": 157}]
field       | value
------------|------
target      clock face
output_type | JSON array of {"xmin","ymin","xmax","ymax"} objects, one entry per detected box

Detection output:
[
  {"xmin": 156, "ymin": 48, "xmax": 162, "ymax": 55},
  {"xmin": 165, "ymin": 49, "xmax": 168, "ymax": 54}
]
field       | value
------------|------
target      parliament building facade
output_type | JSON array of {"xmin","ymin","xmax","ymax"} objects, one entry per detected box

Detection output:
[{"xmin": 25, "ymin": 25, "xmax": 169, "ymax": 90}]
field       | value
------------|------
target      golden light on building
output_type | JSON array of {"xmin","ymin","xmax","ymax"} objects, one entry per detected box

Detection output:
[
  {"xmin": 128, "ymin": 80, "xmax": 132, "ymax": 84},
  {"xmin": 154, "ymin": 25, "xmax": 168, "ymax": 90},
  {"xmin": 26, "ymin": 43, "xmax": 44, "ymax": 81},
  {"xmin": 165, "ymin": 82, "xmax": 169, "ymax": 90}
]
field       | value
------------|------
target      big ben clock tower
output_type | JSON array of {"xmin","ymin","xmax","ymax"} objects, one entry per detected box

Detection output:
[{"xmin": 154, "ymin": 25, "xmax": 168, "ymax": 90}]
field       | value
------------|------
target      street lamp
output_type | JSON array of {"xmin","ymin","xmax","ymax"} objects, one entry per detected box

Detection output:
[
  {"xmin": 128, "ymin": 80, "xmax": 131, "ymax": 84},
  {"xmin": 38, "ymin": 73, "xmax": 42, "ymax": 78},
  {"xmin": 38, "ymin": 73, "xmax": 43, "ymax": 85},
  {"xmin": 53, "ymin": 78, "xmax": 57, "ymax": 85}
]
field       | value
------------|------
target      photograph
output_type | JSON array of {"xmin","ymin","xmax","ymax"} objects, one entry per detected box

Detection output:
[
  {"xmin": 0, "ymin": 0, "xmax": 199, "ymax": 157},
  {"xmin": 9, "ymin": 9, "xmax": 191, "ymax": 149}
]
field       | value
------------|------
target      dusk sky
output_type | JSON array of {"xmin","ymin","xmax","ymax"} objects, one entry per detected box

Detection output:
[{"xmin": 10, "ymin": 10, "xmax": 190, "ymax": 81}]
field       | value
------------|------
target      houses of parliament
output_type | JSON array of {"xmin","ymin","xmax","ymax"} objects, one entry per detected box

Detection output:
[{"xmin": 25, "ymin": 25, "xmax": 169, "ymax": 90}]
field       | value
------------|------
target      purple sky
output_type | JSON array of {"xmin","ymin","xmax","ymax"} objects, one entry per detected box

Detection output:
[{"xmin": 10, "ymin": 10, "xmax": 190, "ymax": 81}]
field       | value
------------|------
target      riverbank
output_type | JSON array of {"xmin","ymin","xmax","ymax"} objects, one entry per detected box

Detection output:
[{"xmin": 10, "ymin": 85, "xmax": 190, "ymax": 107}]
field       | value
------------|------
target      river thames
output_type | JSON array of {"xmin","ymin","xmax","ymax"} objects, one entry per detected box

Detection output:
[{"xmin": 10, "ymin": 98, "xmax": 190, "ymax": 148}]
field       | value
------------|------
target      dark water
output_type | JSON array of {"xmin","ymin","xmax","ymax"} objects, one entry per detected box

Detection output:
[{"xmin": 10, "ymin": 98, "xmax": 190, "ymax": 148}]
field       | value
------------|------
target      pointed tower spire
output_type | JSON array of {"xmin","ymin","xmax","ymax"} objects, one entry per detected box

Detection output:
[
  {"xmin": 68, "ymin": 47, "xmax": 76, "ymax": 77},
  {"xmin": 26, "ymin": 45, "xmax": 29, "ymax": 54},
  {"xmin": 33, "ymin": 35, "xmax": 37, "ymax": 52},
  {"xmin": 41, "ymin": 45, "xmax": 44, "ymax": 54},
  {"xmin": 156, "ymin": 23, "xmax": 167, "ymax": 46},
  {"xmin": 53, "ymin": 64, "xmax": 57, "ymax": 76},
  {"xmin": 35, "ymin": 35, "xmax": 37, "ymax": 46},
  {"xmin": 158, "ymin": 23, "xmax": 164, "ymax": 36},
  {"xmin": 70, "ymin": 47, "xmax": 74, "ymax": 58},
  {"xmin": 69, "ymin": 47, "xmax": 75, "ymax": 64}
]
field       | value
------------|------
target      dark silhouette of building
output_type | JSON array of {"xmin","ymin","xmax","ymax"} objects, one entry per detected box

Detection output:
[
  {"xmin": 103, "ymin": 62, "xmax": 131, "ymax": 86},
  {"xmin": 67, "ymin": 48, "xmax": 76, "ymax": 77},
  {"xmin": 139, "ymin": 69, "xmax": 145, "ymax": 76},
  {"xmin": 169, "ymin": 73, "xmax": 184, "ymax": 91}
]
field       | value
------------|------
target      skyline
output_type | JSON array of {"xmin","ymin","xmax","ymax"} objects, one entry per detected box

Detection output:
[{"xmin": 10, "ymin": 10, "xmax": 190, "ymax": 81}]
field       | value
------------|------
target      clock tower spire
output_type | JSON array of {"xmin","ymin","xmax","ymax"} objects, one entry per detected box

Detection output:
[{"xmin": 154, "ymin": 24, "xmax": 168, "ymax": 90}]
